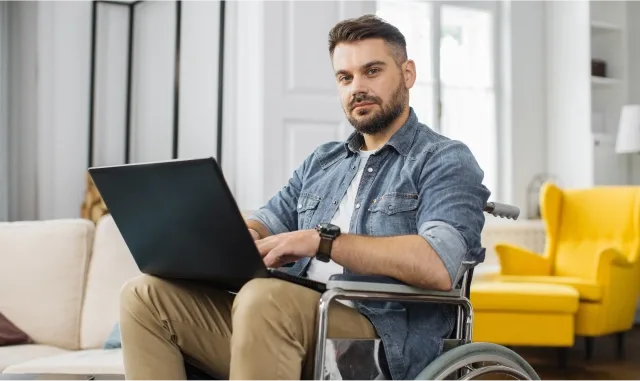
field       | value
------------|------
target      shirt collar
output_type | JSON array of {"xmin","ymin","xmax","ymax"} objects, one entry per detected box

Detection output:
[{"xmin": 344, "ymin": 107, "xmax": 419, "ymax": 157}]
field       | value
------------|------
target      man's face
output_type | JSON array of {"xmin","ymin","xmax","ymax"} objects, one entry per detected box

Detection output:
[{"xmin": 332, "ymin": 38, "xmax": 414, "ymax": 135}]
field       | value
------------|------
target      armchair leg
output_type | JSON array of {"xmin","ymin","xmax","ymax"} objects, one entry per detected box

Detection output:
[
  {"xmin": 585, "ymin": 337, "xmax": 594, "ymax": 361},
  {"xmin": 616, "ymin": 332, "xmax": 625, "ymax": 359},
  {"xmin": 557, "ymin": 347, "xmax": 567, "ymax": 369}
]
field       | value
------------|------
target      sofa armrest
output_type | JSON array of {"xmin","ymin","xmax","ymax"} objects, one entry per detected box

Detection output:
[
  {"xmin": 326, "ymin": 274, "xmax": 462, "ymax": 297},
  {"xmin": 495, "ymin": 244, "xmax": 551, "ymax": 276}
]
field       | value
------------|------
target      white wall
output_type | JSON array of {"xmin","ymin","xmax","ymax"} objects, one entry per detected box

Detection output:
[
  {"xmin": 546, "ymin": 1, "xmax": 593, "ymax": 189},
  {"xmin": 499, "ymin": 1, "xmax": 547, "ymax": 218},
  {"xmin": 630, "ymin": 3, "xmax": 640, "ymax": 106},
  {"xmin": 628, "ymin": 2, "xmax": 640, "ymax": 184},
  {"xmin": 0, "ymin": 2, "xmax": 8, "ymax": 221},
  {"xmin": 6, "ymin": 0, "xmax": 224, "ymax": 221}
]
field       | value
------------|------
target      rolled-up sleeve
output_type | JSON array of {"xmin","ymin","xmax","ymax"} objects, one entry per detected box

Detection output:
[
  {"xmin": 417, "ymin": 141, "xmax": 491, "ymax": 285},
  {"xmin": 245, "ymin": 155, "xmax": 311, "ymax": 235},
  {"xmin": 246, "ymin": 208, "xmax": 291, "ymax": 236}
]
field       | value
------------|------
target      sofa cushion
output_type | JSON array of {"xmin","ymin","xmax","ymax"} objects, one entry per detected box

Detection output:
[
  {"xmin": 0, "ymin": 344, "xmax": 70, "ymax": 372},
  {"xmin": 2, "ymin": 349, "xmax": 123, "ymax": 375},
  {"xmin": 0, "ymin": 313, "xmax": 31, "ymax": 346},
  {"xmin": 0, "ymin": 219, "xmax": 94, "ymax": 350},
  {"xmin": 80, "ymin": 215, "xmax": 141, "ymax": 349}
]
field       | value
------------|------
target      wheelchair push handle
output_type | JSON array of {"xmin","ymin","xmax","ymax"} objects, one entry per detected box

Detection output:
[{"xmin": 484, "ymin": 202, "xmax": 520, "ymax": 220}]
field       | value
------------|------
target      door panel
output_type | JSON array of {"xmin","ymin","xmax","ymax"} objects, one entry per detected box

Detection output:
[
  {"xmin": 286, "ymin": 1, "xmax": 340, "ymax": 95},
  {"xmin": 234, "ymin": 0, "xmax": 375, "ymax": 210}
]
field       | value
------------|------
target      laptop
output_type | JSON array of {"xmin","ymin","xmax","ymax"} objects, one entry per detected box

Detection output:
[{"xmin": 88, "ymin": 157, "xmax": 326, "ymax": 293}]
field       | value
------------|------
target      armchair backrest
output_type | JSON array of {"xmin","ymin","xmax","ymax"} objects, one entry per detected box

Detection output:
[{"xmin": 540, "ymin": 182, "xmax": 640, "ymax": 280}]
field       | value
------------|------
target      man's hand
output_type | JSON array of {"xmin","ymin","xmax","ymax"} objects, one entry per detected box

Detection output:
[{"xmin": 256, "ymin": 230, "xmax": 320, "ymax": 268}]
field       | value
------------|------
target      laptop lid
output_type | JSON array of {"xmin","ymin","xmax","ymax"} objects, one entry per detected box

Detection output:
[{"xmin": 88, "ymin": 157, "xmax": 269, "ymax": 291}]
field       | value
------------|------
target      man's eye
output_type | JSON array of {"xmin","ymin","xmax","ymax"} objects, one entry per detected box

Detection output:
[
  {"xmin": 339, "ymin": 76, "xmax": 352, "ymax": 82},
  {"xmin": 367, "ymin": 68, "xmax": 379, "ymax": 75}
]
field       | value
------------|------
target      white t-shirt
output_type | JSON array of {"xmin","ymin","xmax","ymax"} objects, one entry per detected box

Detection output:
[{"xmin": 306, "ymin": 149, "xmax": 376, "ymax": 289}]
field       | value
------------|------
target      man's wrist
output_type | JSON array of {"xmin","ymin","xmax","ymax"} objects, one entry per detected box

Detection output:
[
  {"xmin": 310, "ymin": 229, "xmax": 321, "ymax": 253},
  {"xmin": 249, "ymin": 228, "xmax": 261, "ymax": 240},
  {"xmin": 246, "ymin": 219, "xmax": 270, "ymax": 240}
]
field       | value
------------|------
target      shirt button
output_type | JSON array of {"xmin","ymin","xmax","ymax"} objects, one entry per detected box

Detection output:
[
  {"xmin": 367, "ymin": 167, "xmax": 373, "ymax": 173},
  {"xmin": 355, "ymin": 203, "xmax": 361, "ymax": 209},
  {"xmin": 388, "ymin": 205, "xmax": 393, "ymax": 210},
  {"xmin": 333, "ymin": 200, "xmax": 338, "ymax": 205},
  {"xmin": 352, "ymin": 165, "xmax": 356, "ymax": 170},
  {"xmin": 298, "ymin": 204, "xmax": 302, "ymax": 209}
]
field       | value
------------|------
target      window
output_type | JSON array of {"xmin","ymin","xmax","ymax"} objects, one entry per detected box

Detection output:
[{"xmin": 376, "ymin": 1, "xmax": 499, "ymax": 197}]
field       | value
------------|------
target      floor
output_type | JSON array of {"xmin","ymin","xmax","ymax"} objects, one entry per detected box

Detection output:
[{"xmin": 513, "ymin": 326, "xmax": 640, "ymax": 380}]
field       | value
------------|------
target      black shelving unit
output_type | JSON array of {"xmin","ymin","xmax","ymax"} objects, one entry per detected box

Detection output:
[{"xmin": 87, "ymin": 0, "xmax": 226, "ymax": 167}]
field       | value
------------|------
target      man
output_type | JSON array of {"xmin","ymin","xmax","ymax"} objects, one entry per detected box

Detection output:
[{"xmin": 119, "ymin": 14, "xmax": 490, "ymax": 380}]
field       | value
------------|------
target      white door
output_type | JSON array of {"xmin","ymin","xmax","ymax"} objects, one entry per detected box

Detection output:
[{"xmin": 229, "ymin": 1, "xmax": 377, "ymax": 211}]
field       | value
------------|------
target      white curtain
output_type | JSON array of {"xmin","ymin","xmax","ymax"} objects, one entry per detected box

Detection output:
[{"xmin": 0, "ymin": 1, "xmax": 8, "ymax": 221}]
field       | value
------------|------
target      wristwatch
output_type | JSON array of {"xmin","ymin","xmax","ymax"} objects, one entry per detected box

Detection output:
[{"xmin": 315, "ymin": 223, "xmax": 341, "ymax": 262}]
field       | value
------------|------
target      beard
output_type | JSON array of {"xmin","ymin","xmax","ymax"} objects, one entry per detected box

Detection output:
[{"xmin": 345, "ymin": 81, "xmax": 408, "ymax": 135}]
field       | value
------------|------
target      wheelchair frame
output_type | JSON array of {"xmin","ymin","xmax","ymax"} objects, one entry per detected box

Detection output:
[{"xmin": 312, "ymin": 202, "xmax": 540, "ymax": 380}]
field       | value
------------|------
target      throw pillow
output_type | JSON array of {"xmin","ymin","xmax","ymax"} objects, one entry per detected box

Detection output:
[
  {"xmin": 0, "ymin": 312, "xmax": 32, "ymax": 346},
  {"xmin": 103, "ymin": 322, "xmax": 122, "ymax": 349}
]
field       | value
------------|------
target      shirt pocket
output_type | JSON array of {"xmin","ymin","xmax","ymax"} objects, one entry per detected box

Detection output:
[
  {"xmin": 367, "ymin": 192, "xmax": 419, "ymax": 236},
  {"xmin": 296, "ymin": 192, "xmax": 321, "ymax": 230}
]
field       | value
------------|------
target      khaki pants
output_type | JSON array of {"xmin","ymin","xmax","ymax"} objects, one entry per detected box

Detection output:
[{"xmin": 119, "ymin": 275, "xmax": 378, "ymax": 380}]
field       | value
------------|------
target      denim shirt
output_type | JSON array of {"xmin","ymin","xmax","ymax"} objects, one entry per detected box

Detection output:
[{"xmin": 247, "ymin": 108, "xmax": 490, "ymax": 380}]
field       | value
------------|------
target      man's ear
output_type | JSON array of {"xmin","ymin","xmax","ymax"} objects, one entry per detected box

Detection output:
[{"xmin": 402, "ymin": 59, "xmax": 417, "ymax": 89}]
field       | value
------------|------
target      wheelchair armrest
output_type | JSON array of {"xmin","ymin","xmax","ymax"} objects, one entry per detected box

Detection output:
[{"xmin": 326, "ymin": 274, "xmax": 463, "ymax": 297}]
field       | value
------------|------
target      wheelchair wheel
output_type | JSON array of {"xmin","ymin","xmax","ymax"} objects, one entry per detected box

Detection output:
[{"xmin": 414, "ymin": 342, "xmax": 540, "ymax": 380}]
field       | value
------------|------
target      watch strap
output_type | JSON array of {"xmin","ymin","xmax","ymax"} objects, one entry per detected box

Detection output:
[
  {"xmin": 315, "ymin": 223, "xmax": 340, "ymax": 262},
  {"xmin": 317, "ymin": 234, "xmax": 334, "ymax": 260}
]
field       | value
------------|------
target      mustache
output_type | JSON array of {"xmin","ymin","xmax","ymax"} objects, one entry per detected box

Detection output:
[{"xmin": 350, "ymin": 94, "xmax": 380, "ymax": 110}]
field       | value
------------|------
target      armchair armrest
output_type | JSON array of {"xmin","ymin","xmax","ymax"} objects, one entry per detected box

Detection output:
[
  {"xmin": 326, "ymin": 274, "xmax": 462, "ymax": 297},
  {"xmin": 495, "ymin": 243, "xmax": 551, "ymax": 276},
  {"xmin": 596, "ymin": 247, "xmax": 633, "ymax": 283}
]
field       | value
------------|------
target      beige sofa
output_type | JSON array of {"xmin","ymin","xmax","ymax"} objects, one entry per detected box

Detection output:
[{"xmin": 0, "ymin": 215, "xmax": 139, "ymax": 377}]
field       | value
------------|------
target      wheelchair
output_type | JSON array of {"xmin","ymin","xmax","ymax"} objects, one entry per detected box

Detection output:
[
  {"xmin": 312, "ymin": 201, "xmax": 540, "ymax": 380},
  {"xmin": 186, "ymin": 202, "xmax": 541, "ymax": 380}
]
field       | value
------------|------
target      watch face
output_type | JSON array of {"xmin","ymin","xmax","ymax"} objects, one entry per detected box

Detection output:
[{"xmin": 318, "ymin": 223, "xmax": 341, "ymax": 236}]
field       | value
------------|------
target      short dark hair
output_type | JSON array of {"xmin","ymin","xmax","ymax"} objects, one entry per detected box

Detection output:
[{"xmin": 328, "ymin": 14, "xmax": 407, "ymax": 65}]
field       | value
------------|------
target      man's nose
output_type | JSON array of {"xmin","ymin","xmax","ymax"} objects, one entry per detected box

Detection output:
[{"xmin": 349, "ymin": 75, "xmax": 368, "ymax": 96}]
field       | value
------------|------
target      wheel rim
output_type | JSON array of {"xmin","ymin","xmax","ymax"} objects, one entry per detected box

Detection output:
[{"xmin": 434, "ymin": 355, "xmax": 532, "ymax": 381}]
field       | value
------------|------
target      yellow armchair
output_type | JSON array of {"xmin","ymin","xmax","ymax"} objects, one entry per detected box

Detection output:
[{"xmin": 494, "ymin": 182, "xmax": 640, "ymax": 357}]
